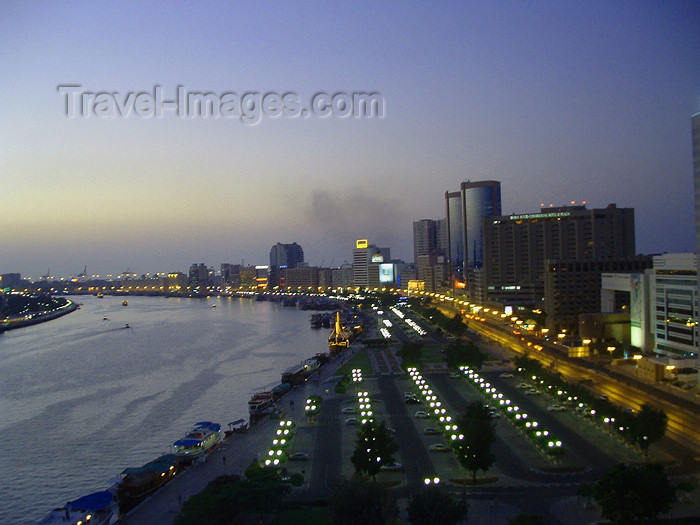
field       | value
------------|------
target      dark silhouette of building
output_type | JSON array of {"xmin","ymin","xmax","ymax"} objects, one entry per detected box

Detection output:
[
  {"xmin": 269, "ymin": 243, "xmax": 304, "ymax": 288},
  {"xmin": 484, "ymin": 203, "xmax": 635, "ymax": 307}
]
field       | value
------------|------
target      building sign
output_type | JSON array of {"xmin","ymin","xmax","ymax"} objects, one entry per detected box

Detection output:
[
  {"xmin": 371, "ymin": 254, "xmax": 384, "ymax": 263},
  {"xmin": 379, "ymin": 263, "xmax": 394, "ymax": 283},
  {"xmin": 356, "ymin": 239, "xmax": 368, "ymax": 249},
  {"xmin": 501, "ymin": 211, "xmax": 571, "ymax": 222}
]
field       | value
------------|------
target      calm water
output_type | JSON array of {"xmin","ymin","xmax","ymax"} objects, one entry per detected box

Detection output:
[{"xmin": 0, "ymin": 295, "xmax": 330, "ymax": 524}]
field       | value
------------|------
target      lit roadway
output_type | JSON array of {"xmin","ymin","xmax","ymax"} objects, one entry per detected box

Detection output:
[{"xmin": 446, "ymin": 306, "xmax": 700, "ymax": 462}]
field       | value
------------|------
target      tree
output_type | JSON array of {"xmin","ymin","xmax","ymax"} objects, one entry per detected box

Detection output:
[
  {"xmin": 630, "ymin": 403, "xmax": 667, "ymax": 456},
  {"xmin": 330, "ymin": 478, "xmax": 398, "ymax": 525},
  {"xmin": 444, "ymin": 341, "xmax": 485, "ymax": 370},
  {"xmin": 175, "ymin": 468, "xmax": 291, "ymax": 525},
  {"xmin": 591, "ymin": 463, "xmax": 676, "ymax": 524},
  {"xmin": 407, "ymin": 486, "xmax": 465, "ymax": 525},
  {"xmin": 455, "ymin": 401, "xmax": 496, "ymax": 481},
  {"xmin": 350, "ymin": 421, "xmax": 399, "ymax": 480},
  {"xmin": 397, "ymin": 342, "xmax": 424, "ymax": 368}
]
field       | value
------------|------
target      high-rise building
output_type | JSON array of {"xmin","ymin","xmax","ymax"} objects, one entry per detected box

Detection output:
[
  {"xmin": 412, "ymin": 219, "xmax": 447, "ymax": 263},
  {"xmin": 484, "ymin": 203, "xmax": 635, "ymax": 307},
  {"xmin": 353, "ymin": 239, "xmax": 390, "ymax": 289},
  {"xmin": 413, "ymin": 218, "xmax": 448, "ymax": 292},
  {"xmin": 188, "ymin": 263, "xmax": 209, "ymax": 287},
  {"xmin": 445, "ymin": 181, "xmax": 501, "ymax": 291},
  {"xmin": 692, "ymin": 112, "xmax": 700, "ymax": 351},
  {"xmin": 269, "ymin": 242, "xmax": 304, "ymax": 287}
]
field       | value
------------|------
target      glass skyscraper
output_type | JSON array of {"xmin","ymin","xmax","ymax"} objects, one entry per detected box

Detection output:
[{"xmin": 445, "ymin": 180, "xmax": 501, "ymax": 288}]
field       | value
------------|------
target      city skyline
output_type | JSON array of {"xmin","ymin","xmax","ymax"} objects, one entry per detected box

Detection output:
[{"xmin": 2, "ymin": 2, "xmax": 699, "ymax": 278}]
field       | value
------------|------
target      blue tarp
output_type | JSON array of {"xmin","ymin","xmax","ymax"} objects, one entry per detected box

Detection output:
[
  {"xmin": 68, "ymin": 490, "xmax": 113, "ymax": 511},
  {"xmin": 194, "ymin": 421, "xmax": 220, "ymax": 431},
  {"xmin": 174, "ymin": 438, "xmax": 203, "ymax": 447}
]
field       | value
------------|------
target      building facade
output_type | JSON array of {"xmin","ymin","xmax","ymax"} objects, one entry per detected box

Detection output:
[
  {"xmin": 483, "ymin": 203, "xmax": 635, "ymax": 307},
  {"xmin": 353, "ymin": 240, "xmax": 390, "ymax": 289},
  {"xmin": 544, "ymin": 256, "xmax": 652, "ymax": 331},
  {"xmin": 652, "ymin": 253, "xmax": 698, "ymax": 358},
  {"xmin": 445, "ymin": 180, "xmax": 501, "ymax": 293}
]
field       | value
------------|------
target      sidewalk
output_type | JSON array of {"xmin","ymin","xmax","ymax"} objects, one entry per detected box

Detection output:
[{"xmin": 118, "ymin": 342, "xmax": 362, "ymax": 524}]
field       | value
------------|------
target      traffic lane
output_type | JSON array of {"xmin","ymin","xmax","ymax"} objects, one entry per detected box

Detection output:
[
  {"xmin": 481, "ymin": 371, "xmax": 626, "ymax": 474},
  {"xmin": 377, "ymin": 375, "xmax": 438, "ymax": 490},
  {"xmin": 310, "ymin": 396, "xmax": 343, "ymax": 497}
]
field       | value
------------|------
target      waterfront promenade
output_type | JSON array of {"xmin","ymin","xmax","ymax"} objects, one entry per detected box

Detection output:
[
  {"xmin": 118, "ymin": 320, "xmax": 700, "ymax": 524},
  {"xmin": 119, "ymin": 347, "xmax": 360, "ymax": 524}
]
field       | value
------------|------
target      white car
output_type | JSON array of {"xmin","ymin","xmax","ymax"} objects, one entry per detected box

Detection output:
[
  {"xmin": 547, "ymin": 405, "xmax": 566, "ymax": 412},
  {"xmin": 341, "ymin": 407, "xmax": 356, "ymax": 414}
]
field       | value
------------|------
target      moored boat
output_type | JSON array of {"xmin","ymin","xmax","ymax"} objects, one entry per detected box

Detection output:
[
  {"xmin": 248, "ymin": 392, "xmax": 275, "ymax": 416},
  {"xmin": 117, "ymin": 454, "xmax": 179, "ymax": 514},
  {"xmin": 173, "ymin": 421, "xmax": 221, "ymax": 462},
  {"xmin": 37, "ymin": 490, "xmax": 115, "ymax": 525}
]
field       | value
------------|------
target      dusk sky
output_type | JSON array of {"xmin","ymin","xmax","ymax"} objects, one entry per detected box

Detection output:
[{"xmin": 2, "ymin": 1, "xmax": 699, "ymax": 279}]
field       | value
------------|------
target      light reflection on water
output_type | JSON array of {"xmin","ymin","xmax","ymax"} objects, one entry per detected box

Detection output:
[{"xmin": 0, "ymin": 295, "xmax": 329, "ymax": 523}]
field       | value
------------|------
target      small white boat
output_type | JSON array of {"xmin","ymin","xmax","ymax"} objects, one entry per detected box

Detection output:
[
  {"xmin": 37, "ymin": 490, "xmax": 115, "ymax": 525},
  {"xmin": 173, "ymin": 421, "xmax": 221, "ymax": 461}
]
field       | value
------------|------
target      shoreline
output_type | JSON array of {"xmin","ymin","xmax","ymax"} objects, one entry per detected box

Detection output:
[{"xmin": 0, "ymin": 300, "xmax": 79, "ymax": 333}]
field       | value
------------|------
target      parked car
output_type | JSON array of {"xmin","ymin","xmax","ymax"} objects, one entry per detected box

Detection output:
[
  {"xmin": 345, "ymin": 418, "xmax": 359, "ymax": 425},
  {"xmin": 341, "ymin": 407, "xmax": 356, "ymax": 414},
  {"xmin": 449, "ymin": 372, "xmax": 460, "ymax": 378},
  {"xmin": 423, "ymin": 427, "xmax": 441, "ymax": 435},
  {"xmin": 380, "ymin": 462, "xmax": 404, "ymax": 471},
  {"xmin": 524, "ymin": 389, "xmax": 539, "ymax": 395},
  {"xmin": 516, "ymin": 383, "xmax": 530, "ymax": 389},
  {"xmin": 404, "ymin": 397, "xmax": 421, "ymax": 405},
  {"xmin": 415, "ymin": 411, "xmax": 430, "ymax": 418},
  {"xmin": 429, "ymin": 443, "xmax": 451, "ymax": 452},
  {"xmin": 547, "ymin": 405, "xmax": 566, "ymax": 412},
  {"xmin": 500, "ymin": 373, "xmax": 514, "ymax": 378},
  {"xmin": 288, "ymin": 452, "xmax": 309, "ymax": 461}
]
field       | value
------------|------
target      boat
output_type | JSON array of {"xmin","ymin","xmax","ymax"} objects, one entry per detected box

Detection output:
[
  {"xmin": 248, "ymin": 391, "xmax": 275, "ymax": 415},
  {"xmin": 225, "ymin": 419, "xmax": 248, "ymax": 437},
  {"xmin": 117, "ymin": 454, "xmax": 179, "ymax": 514},
  {"xmin": 96, "ymin": 293, "xmax": 104, "ymax": 298},
  {"xmin": 329, "ymin": 312, "xmax": 352, "ymax": 355},
  {"xmin": 173, "ymin": 421, "xmax": 221, "ymax": 462},
  {"xmin": 37, "ymin": 490, "xmax": 115, "ymax": 525},
  {"xmin": 122, "ymin": 300, "xmax": 128, "ymax": 306}
]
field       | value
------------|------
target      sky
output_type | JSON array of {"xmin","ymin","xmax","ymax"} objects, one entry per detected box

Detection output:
[{"xmin": 2, "ymin": 1, "xmax": 699, "ymax": 279}]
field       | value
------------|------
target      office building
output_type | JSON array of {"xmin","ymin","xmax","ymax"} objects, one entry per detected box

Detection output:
[
  {"xmin": 269, "ymin": 242, "xmax": 304, "ymax": 288},
  {"xmin": 331, "ymin": 263, "xmax": 354, "ymax": 289},
  {"xmin": 445, "ymin": 180, "xmax": 502, "ymax": 293},
  {"xmin": 0, "ymin": 273, "xmax": 22, "ymax": 291},
  {"xmin": 188, "ymin": 264, "xmax": 209, "ymax": 287},
  {"xmin": 692, "ymin": 112, "xmax": 700, "ymax": 350},
  {"xmin": 413, "ymin": 219, "xmax": 448, "ymax": 291},
  {"xmin": 652, "ymin": 253, "xmax": 698, "ymax": 358},
  {"xmin": 544, "ymin": 256, "xmax": 652, "ymax": 331},
  {"xmin": 353, "ymin": 239, "xmax": 389, "ymax": 289},
  {"xmin": 413, "ymin": 219, "xmax": 447, "ymax": 263},
  {"xmin": 483, "ymin": 203, "xmax": 635, "ymax": 307}
]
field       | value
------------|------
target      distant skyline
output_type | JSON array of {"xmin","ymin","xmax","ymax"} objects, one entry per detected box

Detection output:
[{"xmin": 2, "ymin": 2, "xmax": 699, "ymax": 278}]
